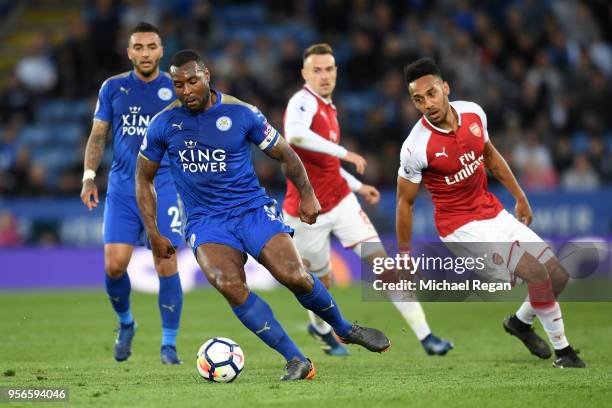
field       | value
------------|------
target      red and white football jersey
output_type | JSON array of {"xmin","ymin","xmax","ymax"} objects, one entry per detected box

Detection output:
[
  {"xmin": 283, "ymin": 85, "xmax": 351, "ymax": 216},
  {"xmin": 398, "ymin": 101, "xmax": 503, "ymax": 237}
]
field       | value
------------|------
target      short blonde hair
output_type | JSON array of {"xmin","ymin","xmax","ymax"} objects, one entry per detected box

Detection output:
[{"xmin": 303, "ymin": 43, "xmax": 334, "ymax": 62}]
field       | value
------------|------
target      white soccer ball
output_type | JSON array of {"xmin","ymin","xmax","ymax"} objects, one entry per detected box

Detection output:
[{"xmin": 196, "ymin": 337, "xmax": 245, "ymax": 383}]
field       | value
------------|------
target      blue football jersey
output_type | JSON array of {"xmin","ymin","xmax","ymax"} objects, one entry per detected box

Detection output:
[
  {"xmin": 139, "ymin": 90, "xmax": 280, "ymax": 220},
  {"xmin": 94, "ymin": 71, "xmax": 177, "ymax": 196}
]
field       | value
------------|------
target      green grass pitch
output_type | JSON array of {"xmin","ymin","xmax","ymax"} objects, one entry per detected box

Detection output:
[{"xmin": 1, "ymin": 287, "xmax": 611, "ymax": 407}]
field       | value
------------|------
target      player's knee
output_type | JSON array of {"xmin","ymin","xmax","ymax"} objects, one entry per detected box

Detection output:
[
  {"xmin": 154, "ymin": 255, "xmax": 178, "ymax": 277},
  {"xmin": 283, "ymin": 262, "xmax": 313, "ymax": 293},
  {"xmin": 217, "ymin": 276, "xmax": 248, "ymax": 304},
  {"xmin": 271, "ymin": 255, "xmax": 312, "ymax": 292},
  {"xmin": 547, "ymin": 259, "xmax": 570, "ymax": 296},
  {"xmin": 516, "ymin": 253, "xmax": 548, "ymax": 283},
  {"xmin": 284, "ymin": 273, "xmax": 313, "ymax": 294},
  {"xmin": 105, "ymin": 258, "xmax": 129, "ymax": 278}
]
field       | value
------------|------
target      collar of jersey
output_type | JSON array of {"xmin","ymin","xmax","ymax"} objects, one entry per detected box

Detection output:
[
  {"xmin": 303, "ymin": 84, "xmax": 335, "ymax": 107},
  {"xmin": 129, "ymin": 70, "xmax": 163, "ymax": 86},
  {"xmin": 421, "ymin": 102, "xmax": 461, "ymax": 135}
]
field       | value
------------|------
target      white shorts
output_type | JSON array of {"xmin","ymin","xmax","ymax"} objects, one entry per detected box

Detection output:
[
  {"xmin": 284, "ymin": 193, "xmax": 379, "ymax": 276},
  {"xmin": 440, "ymin": 209, "xmax": 554, "ymax": 284}
]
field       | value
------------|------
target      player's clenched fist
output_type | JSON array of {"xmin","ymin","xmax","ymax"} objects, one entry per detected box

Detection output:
[
  {"xmin": 357, "ymin": 184, "xmax": 380, "ymax": 205},
  {"xmin": 299, "ymin": 193, "xmax": 320, "ymax": 225},
  {"xmin": 80, "ymin": 179, "xmax": 99, "ymax": 211},
  {"xmin": 514, "ymin": 198, "xmax": 533, "ymax": 226},
  {"xmin": 149, "ymin": 234, "xmax": 176, "ymax": 259}
]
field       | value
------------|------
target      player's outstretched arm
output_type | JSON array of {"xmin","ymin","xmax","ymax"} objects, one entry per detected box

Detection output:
[
  {"xmin": 483, "ymin": 141, "xmax": 532, "ymax": 225},
  {"xmin": 80, "ymin": 119, "xmax": 110, "ymax": 210},
  {"xmin": 135, "ymin": 154, "xmax": 175, "ymax": 258},
  {"xmin": 396, "ymin": 176, "xmax": 420, "ymax": 253},
  {"xmin": 265, "ymin": 137, "xmax": 321, "ymax": 224}
]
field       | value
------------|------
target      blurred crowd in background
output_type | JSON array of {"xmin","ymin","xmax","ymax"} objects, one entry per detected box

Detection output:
[{"xmin": 0, "ymin": 0, "xmax": 611, "ymax": 245}]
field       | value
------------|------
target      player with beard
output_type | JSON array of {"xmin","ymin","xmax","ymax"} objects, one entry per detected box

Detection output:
[
  {"xmin": 80, "ymin": 22, "xmax": 184, "ymax": 365},
  {"xmin": 396, "ymin": 58, "xmax": 585, "ymax": 368},
  {"xmin": 136, "ymin": 50, "xmax": 390, "ymax": 381}
]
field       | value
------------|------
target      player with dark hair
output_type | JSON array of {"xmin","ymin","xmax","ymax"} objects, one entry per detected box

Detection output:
[
  {"xmin": 136, "ymin": 49, "xmax": 390, "ymax": 381},
  {"xmin": 396, "ymin": 57, "xmax": 585, "ymax": 368},
  {"xmin": 283, "ymin": 43, "xmax": 452, "ymax": 356},
  {"xmin": 80, "ymin": 22, "xmax": 184, "ymax": 365}
]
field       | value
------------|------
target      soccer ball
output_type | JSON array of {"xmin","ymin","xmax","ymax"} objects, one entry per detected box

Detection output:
[{"xmin": 196, "ymin": 337, "xmax": 245, "ymax": 383}]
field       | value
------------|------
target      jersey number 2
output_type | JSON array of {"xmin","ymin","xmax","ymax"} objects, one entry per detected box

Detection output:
[{"xmin": 168, "ymin": 206, "xmax": 182, "ymax": 234}]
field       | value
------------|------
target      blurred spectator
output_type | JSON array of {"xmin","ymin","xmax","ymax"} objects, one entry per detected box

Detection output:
[
  {"xmin": 0, "ymin": 211, "xmax": 23, "ymax": 247},
  {"xmin": 0, "ymin": 115, "xmax": 24, "ymax": 172},
  {"xmin": 190, "ymin": 0, "xmax": 213, "ymax": 39},
  {"xmin": 310, "ymin": 0, "xmax": 349, "ymax": 37},
  {"xmin": 512, "ymin": 131, "xmax": 555, "ymax": 173},
  {"xmin": 4, "ymin": 147, "xmax": 32, "ymax": 195},
  {"xmin": 553, "ymin": 136, "xmax": 574, "ymax": 174},
  {"xmin": 214, "ymin": 39, "xmax": 245, "ymax": 82},
  {"xmin": 561, "ymin": 153, "xmax": 601, "ymax": 191},
  {"xmin": 520, "ymin": 161, "xmax": 558, "ymax": 192},
  {"xmin": 346, "ymin": 30, "xmax": 380, "ymax": 90},
  {"xmin": 26, "ymin": 164, "xmax": 52, "ymax": 197},
  {"xmin": 87, "ymin": 0, "xmax": 121, "ymax": 75},
  {"xmin": 278, "ymin": 37, "xmax": 302, "ymax": 91},
  {"xmin": 121, "ymin": 0, "xmax": 161, "ymax": 30},
  {"xmin": 0, "ymin": 74, "xmax": 34, "ymax": 122},
  {"xmin": 526, "ymin": 49, "xmax": 562, "ymax": 103},
  {"xmin": 15, "ymin": 34, "xmax": 57, "ymax": 94},
  {"xmin": 55, "ymin": 18, "xmax": 98, "ymax": 98},
  {"xmin": 588, "ymin": 137, "xmax": 612, "ymax": 182},
  {"xmin": 247, "ymin": 35, "xmax": 280, "ymax": 93},
  {"xmin": 552, "ymin": 1, "xmax": 600, "ymax": 46},
  {"xmin": 159, "ymin": 15, "xmax": 182, "ymax": 69},
  {"xmin": 0, "ymin": 0, "xmax": 610, "ymax": 199}
]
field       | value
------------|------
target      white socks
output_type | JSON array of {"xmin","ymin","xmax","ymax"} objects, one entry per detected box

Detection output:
[
  {"xmin": 308, "ymin": 310, "xmax": 332, "ymax": 335},
  {"xmin": 392, "ymin": 300, "xmax": 431, "ymax": 341},
  {"xmin": 516, "ymin": 301, "xmax": 536, "ymax": 325},
  {"xmin": 533, "ymin": 302, "xmax": 569, "ymax": 350}
]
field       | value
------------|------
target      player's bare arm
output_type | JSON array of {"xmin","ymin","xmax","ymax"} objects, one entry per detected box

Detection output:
[
  {"xmin": 396, "ymin": 176, "xmax": 420, "ymax": 252},
  {"xmin": 80, "ymin": 119, "xmax": 110, "ymax": 210},
  {"xmin": 483, "ymin": 141, "xmax": 532, "ymax": 225},
  {"xmin": 135, "ymin": 154, "xmax": 175, "ymax": 259},
  {"xmin": 265, "ymin": 136, "xmax": 320, "ymax": 224},
  {"xmin": 395, "ymin": 176, "xmax": 422, "ymax": 279}
]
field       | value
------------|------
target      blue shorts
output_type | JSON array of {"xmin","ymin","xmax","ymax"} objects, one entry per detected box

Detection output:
[
  {"xmin": 103, "ymin": 192, "xmax": 184, "ymax": 248},
  {"xmin": 185, "ymin": 200, "xmax": 293, "ymax": 260}
]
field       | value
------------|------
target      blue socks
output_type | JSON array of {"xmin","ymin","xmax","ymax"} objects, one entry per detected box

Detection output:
[
  {"xmin": 158, "ymin": 273, "xmax": 183, "ymax": 346},
  {"xmin": 233, "ymin": 292, "xmax": 306, "ymax": 362},
  {"xmin": 106, "ymin": 272, "xmax": 183, "ymax": 347},
  {"xmin": 105, "ymin": 273, "xmax": 133, "ymax": 325},
  {"xmin": 295, "ymin": 274, "xmax": 353, "ymax": 338}
]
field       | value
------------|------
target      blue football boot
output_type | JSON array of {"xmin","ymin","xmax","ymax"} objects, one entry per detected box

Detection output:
[
  {"xmin": 114, "ymin": 322, "xmax": 136, "ymax": 362},
  {"xmin": 421, "ymin": 333, "xmax": 454, "ymax": 356},
  {"xmin": 160, "ymin": 345, "xmax": 183, "ymax": 365}
]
